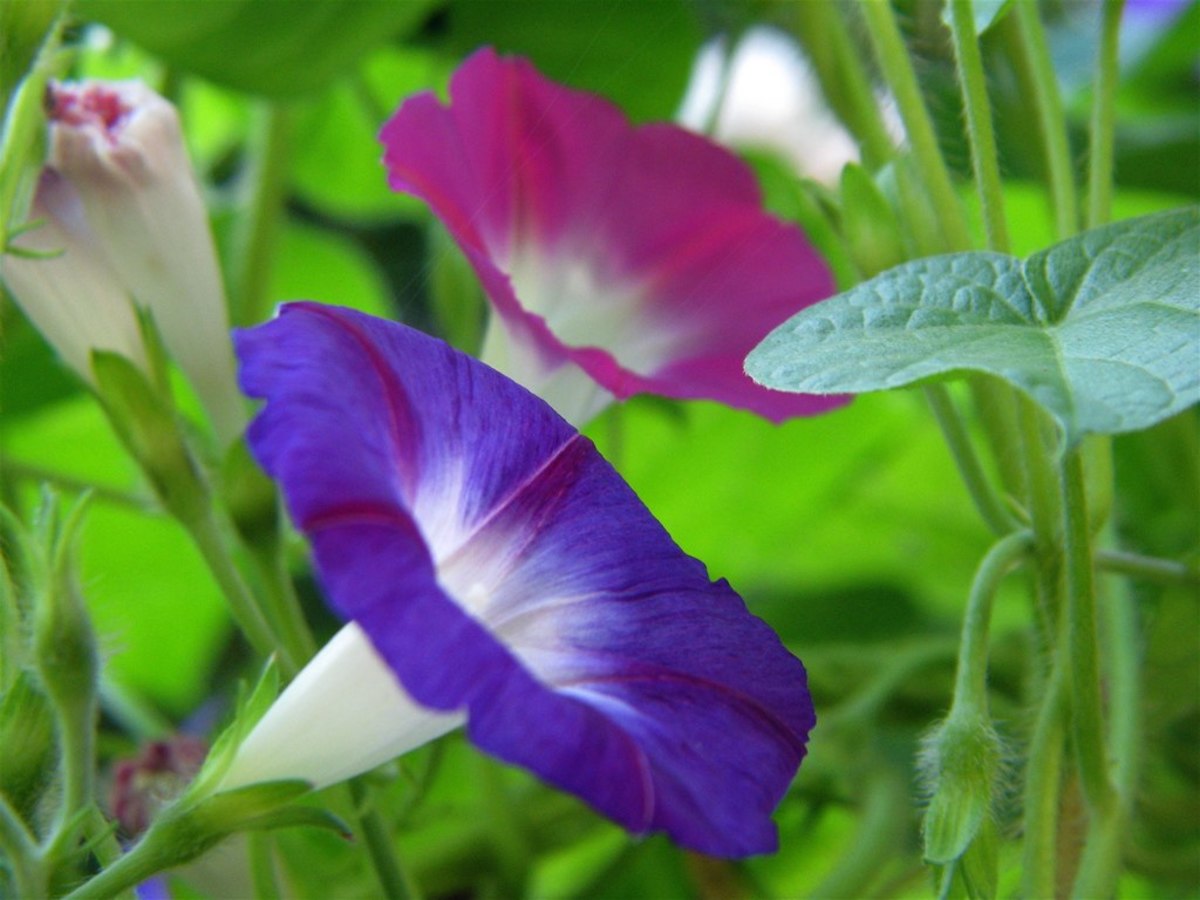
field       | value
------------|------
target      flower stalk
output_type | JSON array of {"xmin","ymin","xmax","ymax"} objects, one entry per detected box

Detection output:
[
  {"xmin": 1007, "ymin": 1, "xmax": 1079, "ymax": 239},
  {"xmin": 858, "ymin": 0, "xmax": 971, "ymax": 252},
  {"xmin": 947, "ymin": 0, "xmax": 1011, "ymax": 254}
]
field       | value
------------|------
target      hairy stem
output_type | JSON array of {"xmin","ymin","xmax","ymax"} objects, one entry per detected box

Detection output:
[
  {"xmin": 1060, "ymin": 448, "xmax": 1115, "ymax": 817},
  {"xmin": 789, "ymin": 1, "xmax": 895, "ymax": 167},
  {"xmin": 1009, "ymin": 2, "xmax": 1079, "ymax": 238},
  {"xmin": 947, "ymin": 0, "xmax": 1011, "ymax": 253},
  {"xmin": 1086, "ymin": 0, "xmax": 1126, "ymax": 229},
  {"xmin": 859, "ymin": 0, "xmax": 971, "ymax": 251}
]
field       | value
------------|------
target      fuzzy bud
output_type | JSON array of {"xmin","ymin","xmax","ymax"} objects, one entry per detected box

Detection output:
[{"xmin": 919, "ymin": 711, "xmax": 1003, "ymax": 865}]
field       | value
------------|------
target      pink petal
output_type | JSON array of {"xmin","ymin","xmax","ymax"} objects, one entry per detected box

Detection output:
[{"xmin": 380, "ymin": 48, "xmax": 847, "ymax": 423}]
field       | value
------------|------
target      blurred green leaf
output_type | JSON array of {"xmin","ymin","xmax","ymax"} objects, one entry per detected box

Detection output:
[
  {"xmin": 0, "ymin": 311, "xmax": 81, "ymax": 416},
  {"xmin": 290, "ymin": 45, "xmax": 450, "ymax": 222},
  {"xmin": 0, "ymin": 0, "xmax": 60, "ymax": 99},
  {"xmin": 267, "ymin": 222, "xmax": 392, "ymax": 320},
  {"xmin": 748, "ymin": 209, "xmax": 1200, "ymax": 446},
  {"xmin": 588, "ymin": 391, "xmax": 995, "ymax": 621},
  {"xmin": 442, "ymin": 0, "xmax": 704, "ymax": 122},
  {"xmin": 76, "ymin": 0, "xmax": 439, "ymax": 97}
]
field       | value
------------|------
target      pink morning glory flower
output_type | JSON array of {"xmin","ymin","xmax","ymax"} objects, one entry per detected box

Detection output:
[
  {"xmin": 379, "ymin": 48, "xmax": 844, "ymax": 425},
  {"xmin": 225, "ymin": 302, "xmax": 814, "ymax": 857}
]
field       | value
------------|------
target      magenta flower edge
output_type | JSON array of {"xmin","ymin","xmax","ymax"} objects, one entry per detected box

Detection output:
[{"xmin": 379, "ymin": 48, "xmax": 848, "ymax": 424}]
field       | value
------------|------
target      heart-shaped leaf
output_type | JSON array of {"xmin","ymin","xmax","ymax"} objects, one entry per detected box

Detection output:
[{"xmin": 746, "ymin": 208, "xmax": 1200, "ymax": 446}]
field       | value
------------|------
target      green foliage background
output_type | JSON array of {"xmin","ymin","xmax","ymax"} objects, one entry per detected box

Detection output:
[{"xmin": 0, "ymin": 0, "xmax": 1196, "ymax": 896}]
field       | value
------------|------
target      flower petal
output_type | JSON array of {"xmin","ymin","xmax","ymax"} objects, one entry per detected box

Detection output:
[
  {"xmin": 379, "ymin": 48, "xmax": 845, "ymax": 424},
  {"xmin": 236, "ymin": 303, "xmax": 814, "ymax": 856}
]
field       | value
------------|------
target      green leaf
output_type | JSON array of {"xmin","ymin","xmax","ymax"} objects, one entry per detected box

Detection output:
[
  {"xmin": 747, "ymin": 208, "xmax": 1200, "ymax": 446},
  {"xmin": 76, "ymin": 0, "xmax": 438, "ymax": 97}
]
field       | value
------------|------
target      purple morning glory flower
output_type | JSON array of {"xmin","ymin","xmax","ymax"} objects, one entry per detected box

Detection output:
[
  {"xmin": 379, "ymin": 48, "xmax": 845, "ymax": 425},
  {"xmin": 227, "ymin": 302, "xmax": 814, "ymax": 857}
]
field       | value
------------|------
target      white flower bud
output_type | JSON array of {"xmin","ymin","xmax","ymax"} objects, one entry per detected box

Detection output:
[{"xmin": 46, "ymin": 80, "xmax": 243, "ymax": 444}]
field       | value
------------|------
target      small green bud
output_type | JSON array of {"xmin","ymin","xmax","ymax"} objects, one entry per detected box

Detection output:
[
  {"xmin": 32, "ymin": 556, "xmax": 98, "ymax": 723},
  {"xmin": 920, "ymin": 711, "xmax": 1002, "ymax": 865}
]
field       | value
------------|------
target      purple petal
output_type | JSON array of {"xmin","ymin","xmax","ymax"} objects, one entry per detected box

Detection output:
[
  {"xmin": 379, "ymin": 48, "xmax": 846, "ymax": 423},
  {"xmin": 236, "ymin": 303, "xmax": 815, "ymax": 856}
]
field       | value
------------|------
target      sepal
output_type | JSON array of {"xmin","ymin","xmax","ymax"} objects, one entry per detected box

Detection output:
[
  {"xmin": 185, "ymin": 658, "xmax": 281, "ymax": 802},
  {"xmin": 90, "ymin": 349, "xmax": 210, "ymax": 526}
]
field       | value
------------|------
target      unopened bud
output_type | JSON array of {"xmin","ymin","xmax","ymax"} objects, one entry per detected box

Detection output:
[
  {"xmin": 919, "ymin": 711, "xmax": 1002, "ymax": 865},
  {"xmin": 4, "ymin": 79, "xmax": 245, "ymax": 446},
  {"xmin": 32, "ymin": 555, "xmax": 99, "ymax": 721}
]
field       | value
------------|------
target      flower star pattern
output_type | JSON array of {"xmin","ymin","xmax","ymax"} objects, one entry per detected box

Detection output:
[
  {"xmin": 233, "ymin": 303, "xmax": 815, "ymax": 857},
  {"xmin": 379, "ymin": 48, "xmax": 845, "ymax": 425}
]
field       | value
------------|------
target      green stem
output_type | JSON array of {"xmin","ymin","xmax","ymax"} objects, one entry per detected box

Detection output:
[
  {"xmin": 1060, "ymin": 448, "xmax": 1115, "ymax": 816},
  {"xmin": 347, "ymin": 780, "xmax": 420, "ymax": 900},
  {"xmin": 184, "ymin": 509, "xmax": 286, "ymax": 671},
  {"xmin": 49, "ymin": 699, "xmax": 95, "ymax": 849},
  {"xmin": 253, "ymin": 546, "xmax": 317, "ymax": 669},
  {"xmin": 0, "ymin": 794, "xmax": 41, "ymax": 898},
  {"xmin": 62, "ymin": 814, "xmax": 193, "ymax": 900},
  {"xmin": 924, "ymin": 384, "xmax": 1017, "ymax": 536},
  {"xmin": 948, "ymin": 0, "xmax": 1011, "ymax": 253},
  {"xmin": 1086, "ymin": 0, "xmax": 1126, "ymax": 229},
  {"xmin": 789, "ymin": 1, "xmax": 895, "ymax": 167},
  {"xmin": 248, "ymin": 832, "xmax": 282, "ymax": 899},
  {"xmin": 1017, "ymin": 396, "xmax": 1063, "ymax": 637},
  {"xmin": 859, "ymin": 0, "xmax": 972, "ymax": 251},
  {"xmin": 951, "ymin": 531, "xmax": 1033, "ymax": 712},
  {"xmin": 1020, "ymin": 638, "xmax": 1068, "ymax": 899},
  {"xmin": 1073, "ymin": 566, "xmax": 1140, "ymax": 897},
  {"xmin": 1010, "ymin": 1, "xmax": 1079, "ymax": 239},
  {"xmin": 1096, "ymin": 548, "xmax": 1200, "ymax": 587},
  {"xmin": 232, "ymin": 105, "xmax": 291, "ymax": 327},
  {"xmin": 968, "ymin": 377, "xmax": 1027, "ymax": 503}
]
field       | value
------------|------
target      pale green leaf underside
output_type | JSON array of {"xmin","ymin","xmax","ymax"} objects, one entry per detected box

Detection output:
[{"xmin": 747, "ymin": 208, "xmax": 1200, "ymax": 445}]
